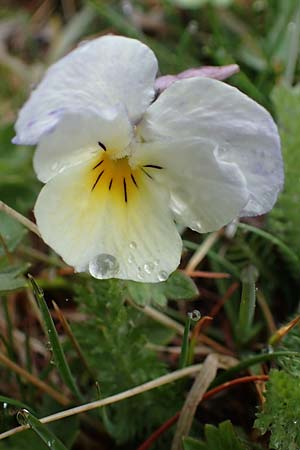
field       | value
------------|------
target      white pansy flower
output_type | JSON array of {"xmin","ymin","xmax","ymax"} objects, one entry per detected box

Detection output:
[{"xmin": 13, "ymin": 35, "xmax": 283, "ymax": 283}]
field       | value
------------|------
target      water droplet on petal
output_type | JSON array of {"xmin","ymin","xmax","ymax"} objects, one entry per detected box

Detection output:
[
  {"xmin": 129, "ymin": 241, "xmax": 137, "ymax": 249},
  {"xmin": 128, "ymin": 254, "xmax": 135, "ymax": 264},
  {"xmin": 144, "ymin": 262, "xmax": 155, "ymax": 274},
  {"xmin": 154, "ymin": 259, "xmax": 159, "ymax": 266},
  {"xmin": 89, "ymin": 254, "xmax": 119, "ymax": 278},
  {"xmin": 158, "ymin": 271, "xmax": 168, "ymax": 282},
  {"xmin": 192, "ymin": 221, "xmax": 203, "ymax": 232},
  {"xmin": 137, "ymin": 266, "xmax": 143, "ymax": 280},
  {"xmin": 188, "ymin": 310, "xmax": 201, "ymax": 321}
]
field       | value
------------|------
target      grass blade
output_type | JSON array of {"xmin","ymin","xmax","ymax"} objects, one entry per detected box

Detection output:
[
  {"xmin": 17, "ymin": 409, "xmax": 68, "ymax": 450},
  {"xmin": 236, "ymin": 265, "xmax": 258, "ymax": 345},
  {"xmin": 179, "ymin": 315, "xmax": 192, "ymax": 369},
  {"xmin": 28, "ymin": 275, "xmax": 82, "ymax": 400}
]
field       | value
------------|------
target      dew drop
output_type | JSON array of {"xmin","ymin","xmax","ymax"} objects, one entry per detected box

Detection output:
[
  {"xmin": 192, "ymin": 221, "xmax": 203, "ymax": 232},
  {"xmin": 188, "ymin": 309, "xmax": 201, "ymax": 321},
  {"xmin": 89, "ymin": 254, "xmax": 119, "ymax": 278},
  {"xmin": 129, "ymin": 241, "xmax": 137, "ymax": 249},
  {"xmin": 154, "ymin": 259, "xmax": 159, "ymax": 266},
  {"xmin": 144, "ymin": 262, "xmax": 155, "ymax": 274},
  {"xmin": 128, "ymin": 254, "xmax": 135, "ymax": 264},
  {"xmin": 158, "ymin": 270, "xmax": 168, "ymax": 282},
  {"xmin": 137, "ymin": 266, "xmax": 143, "ymax": 280},
  {"xmin": 3, "ymin": 403, "xmax": 7, "ymax": 409},
  {"xmin": 17, "ymin": 409, "xmax": 29, "ymax": 426}
]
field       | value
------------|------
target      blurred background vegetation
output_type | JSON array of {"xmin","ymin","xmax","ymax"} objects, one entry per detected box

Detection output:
[{"xmin": 0, "ymin": 0, "xmax": 300, "ymax": 449}]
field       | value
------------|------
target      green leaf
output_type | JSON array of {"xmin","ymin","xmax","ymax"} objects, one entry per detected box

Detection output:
[
  {"xmin": 0, "ymin": 431, "xmax": 47, "ymax": 450},
  {"xmin": 0, "ymin": 212, "xmax": 27, "ymax": 256},
  {"xmin": 278, "ymin": 320, "xmax": 300, "ymax": 377},
  {"xmin": 211, "ymin": 351, "xmax": 300, "ymax": 387},
  {"xmin": 73, "ymin": 279, "xmax": 181, "ymax": 443},
  {"xmin": 179, "ymin": 315, "xmax": 192, "ymax": 368},
  {"xmin": 0, "ymin": 264, "xmax": 28, "ymax": 293},
  {"xmin": 183, "ymin": 421, "xmax": 246, "ymax": 450},
  {"xmin": 17, "ymin": 410, "xmax": 68, "ymax": 450},
  {"xmin": 184, "ymin": 436, "xmax": 206, "ymax": 449},
  {"xmin": 236, "ymin": 265, "xmax": 258, "ymax": 345},
  {"xmin": 0, "ymin": 395, "xmax": 34, "ymax": 413},
  {"xmin": 164, "ymin": 271, "xmax": 198, "ymax": 300},
  {"xmin": 255, "ymin": 370, "xmax": 300, "ymax": 450},
  {"xmin": 125, "ymin": 271, "xmax": 198, "ymax": 306},
  {"xmin": 28, "ymin": 275, "xmax": 82, "ymax": 400},
  {"xmin": 0, "ymin": 124, "xmax": 40, "ymax": 213},
  {"xmin": 269, "ymin": 84, "xmax": 300, "ymax": 267}
]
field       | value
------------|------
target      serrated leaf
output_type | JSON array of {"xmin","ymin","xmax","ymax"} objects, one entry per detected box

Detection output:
[
  {"xmin": 255, "ymin": 370, "xmax": 300, "ymax": 450},
  {"xmin": 183, "ymin": 421, "xmax": 246, "ymax": 450},
  {"xmin": 73, "ymin": 279, "xmax": 180, "ymax": 443}
]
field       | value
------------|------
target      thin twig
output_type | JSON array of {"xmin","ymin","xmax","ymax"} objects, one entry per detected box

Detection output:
[
  {"xmin": 0, "ymin": 363, "xmax": 204, "ymax": 440},
  {"xmin": 0, "ymin": 351, "xmax": 69, "ymax": 406},
  {"xmin": 0, "ymin": 201, "xmax": 40, "ymax": 237},
  {"xmin": 52, "ymin": 301, "xmax": 95, "ymax": 379},
  {"xmin": 186, "ymin": 231, "xmax": 220, "ymax": 272},
  {"xmin": 257, "ymin": 290, "xmax": 277, "ymax": 335},
  {"xmin": 130, "ymin": 302, "xmax": 185, "ymax": 336},
  {"xmin": 137, "ymin": 374, "xmax": 269, "ymax": 450},
  {"xmin": 171, "ymin": 354, "xmax": 219, "ymax": 450},
  {"xmin": 182, "ymin": 269, "xmax": 230, "ymax": 279}
]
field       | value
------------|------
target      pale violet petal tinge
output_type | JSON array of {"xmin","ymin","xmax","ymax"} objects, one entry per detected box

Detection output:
[
  {"xmin": 34, "ymin": 159, "xmax": 182, "ymax": 282},
  {"xmin": 139, "ymin": 77, "xmax": 283, "ymax": 217},
  {"xmin": 14, "ymin": 35, "xmax": 158, "ymax": 145},
  {"xmin": 130, "ymin": 137, "xmax": 249, "ymax": 232},
  {"xmin": 34, "ymin": 104, "xmax": 133, "ymax": 183}
]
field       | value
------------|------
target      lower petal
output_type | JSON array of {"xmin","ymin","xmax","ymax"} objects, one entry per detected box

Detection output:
[{"xmin": 34, "ymin": 159, "xmax": 182, "ymax": 282}]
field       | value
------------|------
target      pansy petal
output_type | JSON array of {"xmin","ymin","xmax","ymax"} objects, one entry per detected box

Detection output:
[
  {"xmin": 131, "ymin": 137, "xmax": 249, "ymax": 232},
  {"xmin": 14, "ymin": 35, "xmax": 158, "ymax": 145},
  {"xmin": 34, "ymin": 160, "xmax": 182, "ymax": 282},
  {"xmin": 139, "ymin": 77, "xmax": 283, "ymax": 217},
  {"xmin": 34, "ymin": 105, "xmax": 133, "ymax": 183}
]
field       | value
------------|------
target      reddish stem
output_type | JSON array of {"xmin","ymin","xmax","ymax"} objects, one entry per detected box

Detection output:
[
  {"xmin": 137, "ymin": 374, "xmax": 269, "ymax": 450},
  {"xmin": 183, "ymin": 270, "xmax": 231, "ymax": 279}
]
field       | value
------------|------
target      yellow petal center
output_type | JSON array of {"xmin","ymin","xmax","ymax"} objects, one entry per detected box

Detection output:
[{"xmin": 85, "ymin": 151, "xmax": 163, "ymax": 208}]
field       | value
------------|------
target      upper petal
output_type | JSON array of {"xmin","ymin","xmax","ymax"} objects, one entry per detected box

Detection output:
[
  {"xmin": 131, "ymin": 137, "xmax": 249, "ymax": 232},
  {"xmin": 139, "ymin": 77, "xmax": 283, "ymax": 217},
  {"xmin": 34, "ymin": 105, "xmax": 133, "ymax": 183},
  {"xmin": 34, "ymin": 158, "xmax": 182, "ymax": 282},
  {"xmin": 14, "ymin": 35, "xmax": 158, "ymax": 145}
]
